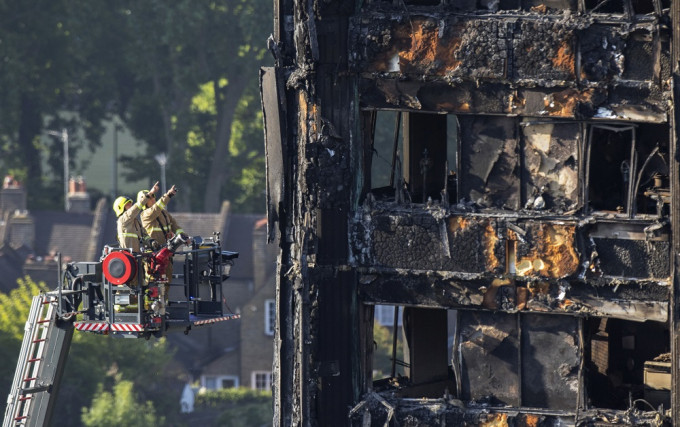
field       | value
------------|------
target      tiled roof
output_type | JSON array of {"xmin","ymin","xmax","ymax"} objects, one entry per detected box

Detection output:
[
  {"xmin": 171, "ymin": 212, "xmax": 225, "ymax": 241},
  {"xmin": 31, "ymin": 211, "xmax": 95, "ymax": 262},
  {"xmin": 223, "ymin": 214, "xmax": 261, "ymax": 280}
]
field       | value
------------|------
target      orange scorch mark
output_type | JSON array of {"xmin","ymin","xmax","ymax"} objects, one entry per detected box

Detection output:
[
  {"xmin": 522, "ymin": 414, "xmax": 541, "ymax": 427},
  {"xmin": 545, "ymin": 89, "xmax": 593, "ymax": 117},
  {"xmin": 448, "ymin": 216, "xmax": 470, "ymax": 233},
  {"xmin": 521, "ymin": 224, "xmax": 579, "ymax": 278},
  {"xmin": 480, "ymin": 413, "xmax": 509, "ymax": 427},
  {"xmin": 397, "ymin": 19, "xmax": 462, "ymax": 74},
  {"xmin": 484, "ymin": 222, "xmax": 500, "ymax": 272},
  {"xmin": 551, "ymin": 41, "xmax": 575, "ymax": 76}
]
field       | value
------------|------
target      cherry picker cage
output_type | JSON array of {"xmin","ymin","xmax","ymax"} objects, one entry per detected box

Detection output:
[
  {"xmin": 72, "ymin": 233, "xmax": 240, "ymax": 337},
  {"xmin": 3, "ymin": 234, "xmax": 239, "ymax": 427}
]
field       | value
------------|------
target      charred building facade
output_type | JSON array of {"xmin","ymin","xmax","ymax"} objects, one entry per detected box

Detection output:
[{"xmin": 261, "ymin": 0, "xmax": 680, "ymax": 424}]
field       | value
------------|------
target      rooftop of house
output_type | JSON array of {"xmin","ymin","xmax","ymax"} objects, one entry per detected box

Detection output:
[{"xmin": 31, "ymin": 211, "xmax": 95, "ymax": 262}]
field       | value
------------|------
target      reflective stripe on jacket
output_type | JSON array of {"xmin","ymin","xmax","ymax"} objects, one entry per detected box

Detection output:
[
  {"xmin": 117, "ymin": 196, "xmax": 150, "ymax": 252},
  {"xmin": 140, "ymin": 194, "xmax": 183, "ymax": 245}
]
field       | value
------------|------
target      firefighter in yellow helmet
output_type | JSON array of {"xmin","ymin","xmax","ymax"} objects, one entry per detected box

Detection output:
[
  {"xmin": 113, "ymin": 181, "xmax": 160, "ymax": 255},
  {"xmin": 139, "ymin": 184, "xmax": 187, "ymax": 287}
]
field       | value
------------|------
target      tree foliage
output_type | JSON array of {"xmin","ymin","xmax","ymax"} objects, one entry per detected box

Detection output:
[
  {"xmin": 0, "ymin": 276, "xmax": 180, "ymax": 426},
  {"xmin": 196, "ymin": 388, "xmax": 272, "ymax": 427},
  {"xmin": 81, "ymin": 377, "xmax": 164, "ymax": 427},
  {"xmin": 372, "ymin": 321, "xmax": 404, "ymax": 379},
  {"xmin": 0, "ymin": 277, "xmax": 48, "ymax": 340},
  {"xmin": 56, "ymin": 333, "xmax": 180, "ymax": 425},
  {"xmin": 0, "ymin": 0, "xmax": 271, "ymax": 213}
]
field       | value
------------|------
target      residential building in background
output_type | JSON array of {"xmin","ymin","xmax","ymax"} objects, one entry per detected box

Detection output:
[{"xmin": 0, "ymin": 176, "xmax": 276, "ymax": 401}]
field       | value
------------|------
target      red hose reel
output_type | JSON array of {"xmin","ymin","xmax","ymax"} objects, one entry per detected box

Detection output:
[{"xmin": 102, "ymin": 251, "xmax": 137, "ymax": 285}]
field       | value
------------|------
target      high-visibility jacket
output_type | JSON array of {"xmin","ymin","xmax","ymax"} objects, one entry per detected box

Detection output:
[
  {"xmin": 140, "ymin": 194, "xmax": 184, "ymax": 246},
  {"xmin": 117, "ymin": 195, "xmax": 151, "ymax": 252}
]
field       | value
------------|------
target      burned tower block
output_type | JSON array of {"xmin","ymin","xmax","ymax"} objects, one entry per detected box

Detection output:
[{"xmin": 262, "ymin": 0, "xmax": 680, "ymax": 424}]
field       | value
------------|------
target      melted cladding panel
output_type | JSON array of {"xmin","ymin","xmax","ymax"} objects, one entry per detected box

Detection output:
[
  {"xmin": 459, "ymin": 116, "xmax": 520, "ymax": 209},
  {"xmin": 520, "ymin": 314, "xmax": 580, "ymax": 410},
  {"xmin": 522, "ymin": 123, "xmax": 579, "ymax": 212},
  {"xmin": 459, "ymin": 311, "xmax": 520, "ymax": 406}
]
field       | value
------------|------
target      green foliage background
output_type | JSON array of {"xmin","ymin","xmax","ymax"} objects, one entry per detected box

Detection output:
[{"xmin": 0, "ymin": 0, "xmax": 271, "ymax": 213}]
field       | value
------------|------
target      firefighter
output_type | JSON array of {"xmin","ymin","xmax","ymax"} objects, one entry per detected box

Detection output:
[
  {"xmin": 112, "ymin": 182, "xmax": 158, "ymax": 284},
  {"xmin": 113, "ymin": 181, "xmax": 160, "ymax": 253},
  {"xmin": 139, "ymin": 184, "xmax": 187, "ymax": 293}
]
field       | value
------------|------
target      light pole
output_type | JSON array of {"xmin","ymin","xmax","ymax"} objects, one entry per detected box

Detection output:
[
  {"xmin": 112, "ymin": 121, "xmax": 122, "ymax": 200},
  {"xmin": 154, "ymin": 153, "xmax": 168, "ymax": 195},
  {"xmin": 48, "ymin": 128, "xmax": 69, "ymax": 211}
]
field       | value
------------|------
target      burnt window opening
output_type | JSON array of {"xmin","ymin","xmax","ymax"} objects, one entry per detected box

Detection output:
[
  {"xmin": 633, "ymin": 123, "xmax": 669, "ymax": 217},
  {"xmin": 584, "ymin": 318, "xmax": 669, "ymax": 410},
  {"xmin": 372, "ymin": 305, "xmax": 406, "ymax": 382},
  {"xmin": 368, "ymin": 110, "xmax": 404, "ymax": 199},
  {"xmin": 371, "ymin": 306, "xmax": 456, "ymax": 398},
  {"xmin": 366, "ymin": 111, "xmax": 457, "ymax": 204},
  {"xmin": 586, "ymin": 124, "xmax": 669, "ymax": 217},
  {"xmin": 630, "ymin": 0, "xmax": 656, "ymax": 14},
  {"xmin": 404, "ymin": 0, "xmax": 442, "ymax": 5},
  {"xmin": 587, "ymin": 125, "xmax": 635, "ymax": 214},
  {"xmin": 584, "ymin": 0, "xmax": 625, "ymax": 13}
]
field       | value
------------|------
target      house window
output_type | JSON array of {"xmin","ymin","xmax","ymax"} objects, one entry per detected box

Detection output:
[
  {"xmin": 374, "ymin": 305, "xmax": 403, "ymax": 327},
  {"xmin": 252, "ymin": 371, "xmax": 272, "ymax": 391},
  {"xmin": 201, "ymin": 375, "xmax": 239, "ymax": 390},
  {"xmin": 265, "ymin": 299, "xmax": 276, "ymax": 336}
]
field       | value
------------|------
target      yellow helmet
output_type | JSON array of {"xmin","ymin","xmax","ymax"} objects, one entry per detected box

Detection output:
[{"xmin": 113, "ymin": 196, "xmax": 132, "ymax": 217}]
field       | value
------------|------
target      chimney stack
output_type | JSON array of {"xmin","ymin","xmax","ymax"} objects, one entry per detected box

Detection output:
[
  {"xmin": 0, "ymin": 175, "xmax": 27, "ymax": 213},
  {"xmin": 67, "ymin": 176, "xmax": 91, "ymax": 213}
]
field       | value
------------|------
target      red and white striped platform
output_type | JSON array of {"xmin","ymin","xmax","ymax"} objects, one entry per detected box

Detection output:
[{"xmin": 74, "ymin": 322, "xmax": 144, "ymax": 332}]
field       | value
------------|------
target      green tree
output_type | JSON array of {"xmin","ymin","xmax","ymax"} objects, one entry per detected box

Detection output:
[
  {"xmin": 115, "ymin": 0, "xmax": 271, "ymax": 213},
  {"xmin": 1, "ymin": 1, "xmax": 271, "ymax": 213},
  {"xmin": 372, "ymin": 321, "xmax": 404, "ymax": 379},
  {"xmin": 56, "ymin": 334, "xmax": 180, "ymax": 426},
  {"xmin": 0, "ymin": 2, "xmax": 120, "ymax": 209},
  {"xmin": 81, "ymin": 377, "xmax": 164, "ymax": 427},
  {"xmin": 216, "ymin": 401, "xmax": 273, "ymax": 427}
]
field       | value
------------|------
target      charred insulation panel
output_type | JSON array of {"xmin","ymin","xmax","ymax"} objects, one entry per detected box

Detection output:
[
  {"xmin": 522, "ymin": 122, "xmax": 579, "ymax": 212},
  {"xmin": 459, "ymin": 311, "xmax": 520, "ymax": 406},
  {"xmin": 459, "ymin": 116, "xmax": 520, "ymax": 209},
  {"xmin": 594, "ymin": 238, "xmax": 670, "ymax": 278},
  {"xmin": 459, "ymin": 312, "xmax": 580, "ymax": 411}
]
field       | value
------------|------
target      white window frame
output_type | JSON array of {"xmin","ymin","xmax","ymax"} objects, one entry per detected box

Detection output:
[
  {"xmin": 265, "ymin": 299, "xmax": 276, "ymax": 336},
  {"xmin": 251, "ymin": 371, "xmax": 272, "ymax": 391},
  {"xmin": 200, "ymin": 375, "xmax": 239, "ymax": 390},
  {"xmin": 374, "ymin": 305, "xmax": 403, "ymax": 327}
]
